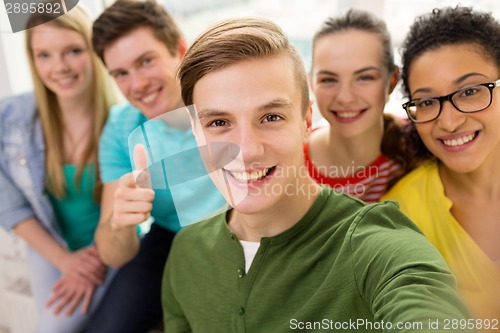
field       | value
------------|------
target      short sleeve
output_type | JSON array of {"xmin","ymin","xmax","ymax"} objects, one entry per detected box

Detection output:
[{"xmin": 99, "ymin": 105, "xmax": 136, "ymax": 183}]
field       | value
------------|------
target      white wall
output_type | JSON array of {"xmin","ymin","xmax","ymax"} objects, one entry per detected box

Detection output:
[
  {"xmin": 0, "ymin": 36, "xmax": 12, "ymax": 99},
  {"xmin": 0, "ymin": 32, "xmax": 31, "ymax": 99}
]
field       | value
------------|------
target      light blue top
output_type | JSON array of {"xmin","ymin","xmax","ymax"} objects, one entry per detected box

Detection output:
[
  {"xmin": 0, "ymin": 93, "xmax": 62, "ymax": 243},
  {"xmin": 48, "ymin": 164, "xmax": 100, "ymax": 251},
  {"xmin": 99, "ymin": 102, "xmax": 226, "ymax": 232}
]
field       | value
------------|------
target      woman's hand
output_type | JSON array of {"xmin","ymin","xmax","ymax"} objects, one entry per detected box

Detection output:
[
  {"xmin": 47, "ymin": 245, "xmax": 107, "ymax": 315},
  {"xmin": 58, "ymin": 245, "xmax": 106, "ymax": 285},
  {"xmin": 45, "ymin": 274, "xmax": 95, "ymax": 316}
]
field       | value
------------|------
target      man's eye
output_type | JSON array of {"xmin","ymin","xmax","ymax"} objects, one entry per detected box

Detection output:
[
  {"xmin": 263, "ymin": 114, "xmax": 283, "ymax": 123},
  {"xmin": 209, "ymin": 119, "xmax": 228, "ymax": 127},
  {"xmin": 113, "ymin": 71, "xmax": 128, "ymax": 79}
]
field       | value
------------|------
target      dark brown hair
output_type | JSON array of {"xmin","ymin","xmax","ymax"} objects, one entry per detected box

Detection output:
[
  {"xmin": 92, "ymin": 0, "xmax": 183, "ymax": 64},
  {"xmin": 313, "ymin": 9, "xmax": 395, "ymax": 73}
]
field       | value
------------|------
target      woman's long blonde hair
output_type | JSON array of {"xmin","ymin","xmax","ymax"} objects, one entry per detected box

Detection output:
[{"xmin": 25, "ymin": 4, "xmax": 118, "ymax": 200}]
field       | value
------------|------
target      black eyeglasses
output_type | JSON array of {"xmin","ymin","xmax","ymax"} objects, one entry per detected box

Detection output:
[{"xmin": 402, "ymin": 79, "xmax": 500, "ymax": 123}]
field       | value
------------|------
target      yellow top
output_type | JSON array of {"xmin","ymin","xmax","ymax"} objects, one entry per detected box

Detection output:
[{"xmin": 383, "ymin": 160, "xmax": 500, "ymax": 320}]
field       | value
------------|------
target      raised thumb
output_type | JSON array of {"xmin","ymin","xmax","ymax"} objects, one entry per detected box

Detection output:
[{"xmin": 133, "ymin": 144, "xmax": 151, "ymax": 188}]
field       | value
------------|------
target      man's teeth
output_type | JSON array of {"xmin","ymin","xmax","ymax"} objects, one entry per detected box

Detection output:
[
  {"xmin": 231, "ymin": 168, "xmax": 270, "ymax": 182},
  {"xmin": 142, "ymin": 91, "xmax": 159, "ymax": 103},
  {"xmin": 442, "ymin": 133, "xmax": 476, "ymax": 147},
  {"xmin": 336, "ymin": 111, "xmax": 360, "ymax": 119}
]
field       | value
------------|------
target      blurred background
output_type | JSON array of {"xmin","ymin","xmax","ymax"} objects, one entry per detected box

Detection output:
[{"xmin": 0, "ymin": 1, "xmax": 499, "ymax": 332}]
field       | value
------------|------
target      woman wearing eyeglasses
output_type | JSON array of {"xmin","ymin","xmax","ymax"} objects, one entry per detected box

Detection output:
[{"xmin": 383, "ymin": 6, "xmax": 500, "ymax": 322}]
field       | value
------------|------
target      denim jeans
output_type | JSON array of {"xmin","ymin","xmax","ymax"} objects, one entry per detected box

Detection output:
[
  {"xmin": 27, "ymin": 246, "xmax": 117, "ymax": 333},
  {"xmin": 85, "ymin": 223, "xmax": 175, "ymax": 333}
]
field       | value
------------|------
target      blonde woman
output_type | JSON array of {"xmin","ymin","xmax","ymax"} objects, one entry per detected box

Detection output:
[{"xmin": 0, "ymin": 4, "xmax": 117, "ymax": 333}]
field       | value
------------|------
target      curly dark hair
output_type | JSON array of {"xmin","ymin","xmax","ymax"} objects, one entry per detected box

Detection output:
[
  {"xmin": 400, "ymin": 6, "xmax": 500, "ymax": 160},
  {"xmin": 401, "ymin": 6, "xmax": 500, "ymax": 100}
]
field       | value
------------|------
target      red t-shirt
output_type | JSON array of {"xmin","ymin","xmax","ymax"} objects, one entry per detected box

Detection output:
[{"xmin": 304, "ymin": 143, "xmax": 402, "ymax": 203}]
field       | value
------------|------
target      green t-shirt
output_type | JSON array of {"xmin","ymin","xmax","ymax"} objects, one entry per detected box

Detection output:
[
  {"xmin": 48, "ymin": 164, "xmax": 100, "ymax": 251},
  {"xmin": 163, "ymin": 186, "xmax": 473, "ymax": 333}
]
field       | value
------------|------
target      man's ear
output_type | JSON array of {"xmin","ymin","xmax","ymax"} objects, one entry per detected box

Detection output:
[
  {"xmin": 177, "ymin": 38, "xmax": 188, "ymax": 59},
  {"xmin": 308, "ymin": 72, "xmax": 314, "ymax": 92},
  {"xmin": 304, "ymin": 101, "xmax": 313, "ymax": 140}
]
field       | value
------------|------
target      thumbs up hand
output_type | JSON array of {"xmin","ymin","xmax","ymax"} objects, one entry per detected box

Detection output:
[{"xmin": 110, "ymin": 144, "xmax": 155, "ymax": 229}]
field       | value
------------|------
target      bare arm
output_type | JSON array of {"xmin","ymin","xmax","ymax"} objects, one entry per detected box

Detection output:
[
  {"xmin": 95, "ymin": 147, "xmax": 155, "ymax": 268},
  {"xmin": 94, "ymin": 180, "xmax": 141, "ymax": 268},
  {"xmin": 14, "ymin": 217, "xmax": 70, "ymax": 271}
]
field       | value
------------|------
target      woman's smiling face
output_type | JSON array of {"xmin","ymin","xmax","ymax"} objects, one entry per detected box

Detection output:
[
  {"xmin": 409, "ymin": 43, "xmax": 500, "ymax": 174},
  {"xmin": 311, "ymin": 30, "xmax": 397, "ymax": 139}
]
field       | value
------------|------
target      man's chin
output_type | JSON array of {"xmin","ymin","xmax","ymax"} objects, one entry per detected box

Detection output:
[{"xmin": 139, "ymin": 106, "xmax": 164, "ymax": 119}]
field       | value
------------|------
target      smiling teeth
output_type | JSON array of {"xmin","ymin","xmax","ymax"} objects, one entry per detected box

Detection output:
[
  {"xmin": 57, "ymin": 77, "xmax": 75, "ymax": 85},
  {"xmin": 336, "ymin": 111, "xmax": 360, "ymax": 119},
  {"xmin": 142, "ymin": 91, "xmax": 159, "ymax": 104},
  {"xmin": 230, "ymin": 168, "xmax": 270, "ymax": 182},
  {"xmin": 442, "ymin": 133, "xmax": 476, "ymax": 147}
]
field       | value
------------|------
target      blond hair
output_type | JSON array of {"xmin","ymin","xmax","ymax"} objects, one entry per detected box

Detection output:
[
  {"xmin": 25, "ymin": 4, "xmax": 117, "ymax": 199},
  {"xmin": 179, "ymin": 17, "xmax": 310, "ymax": 115}
]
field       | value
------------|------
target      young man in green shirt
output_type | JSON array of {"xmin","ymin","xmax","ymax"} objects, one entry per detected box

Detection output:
[{"xmin": 159, "ymin": 18, "xmax": 473, "ymax": 333}]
